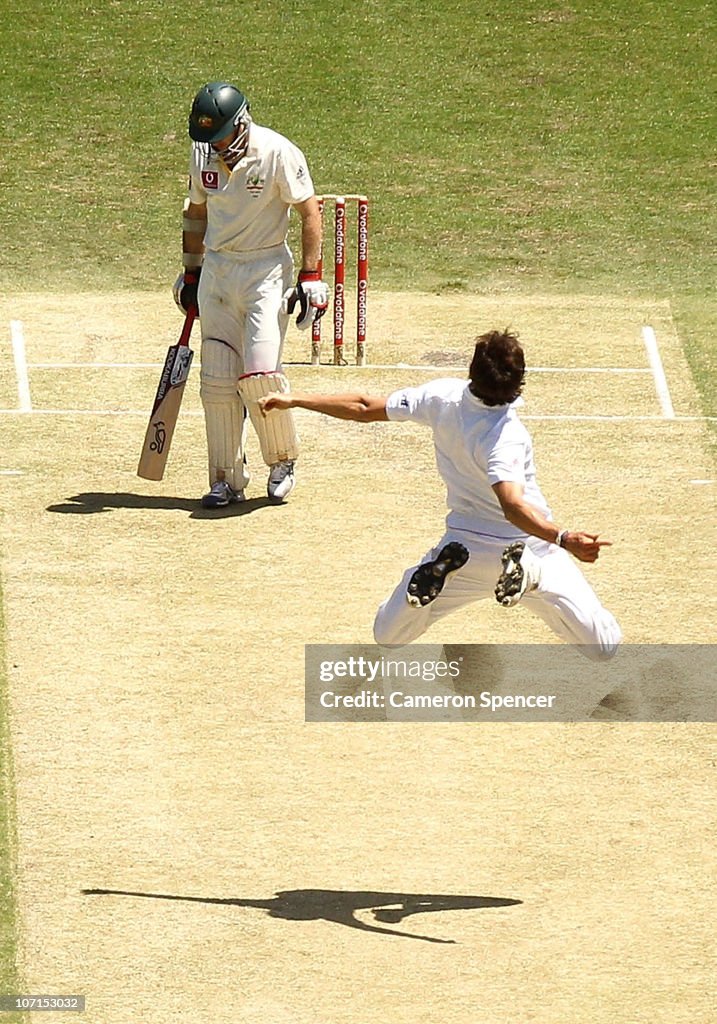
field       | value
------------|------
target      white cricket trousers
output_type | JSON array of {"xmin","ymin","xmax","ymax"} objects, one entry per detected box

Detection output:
[
  {"xmin": 373, "ymin": 529, "xmax": 622, "ymax": 661},
  {"xmin": 198, "ymin": 244, "xmax": 294, "ymax": 371},
  {"xmin": 197, "ymin": 245, "xmax": 295, "ymax": 487}
]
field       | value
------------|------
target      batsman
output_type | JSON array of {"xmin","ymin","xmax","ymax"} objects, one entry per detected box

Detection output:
[{"xmin": 175, "ymin": 81, "xmax": 329, "ymax": 506}]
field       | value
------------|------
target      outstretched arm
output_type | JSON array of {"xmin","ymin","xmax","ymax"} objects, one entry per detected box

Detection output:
[
  {"xmin": 259, "ymin": 392, "xmax": 389, "ymax": 423},
  {"xmin": 492, "ymin": 481, "xmax": 612, "ymax": 563}
]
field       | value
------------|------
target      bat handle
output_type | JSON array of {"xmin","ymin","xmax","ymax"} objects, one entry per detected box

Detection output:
[{"xmin": 179, "ymin": 305, "xmax": 197, "ymax": 346}]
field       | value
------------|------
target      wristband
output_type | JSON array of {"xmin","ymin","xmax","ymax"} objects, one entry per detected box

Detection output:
[
  {"xmin": 557, "ymin": 530, "xmax": 568, "ymax": 548},
  {"xmin": 183, "ymin": 252, "xmax": 204, "ymax": 269},
  {"xmin": 298, "ymin": 269, "xmax": 320, "ymax": 281}
]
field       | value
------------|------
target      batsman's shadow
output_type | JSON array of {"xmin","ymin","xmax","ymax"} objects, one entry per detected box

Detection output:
[
  {"xmin": 82, "ymin": 887, "xmax": 522, "ymax": 944},
  {"xmin": 46, "ymin": 492, "xmax": 278, "ymax": 518}
]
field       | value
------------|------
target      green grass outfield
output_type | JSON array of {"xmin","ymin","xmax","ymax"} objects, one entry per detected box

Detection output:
[
  {"xmin": 0, "ymin": 0, "xmax": 714, "ymax": 996},
  {"xmin": 1, "ymin": 1, "xmax": 714, "ymax": 412}
]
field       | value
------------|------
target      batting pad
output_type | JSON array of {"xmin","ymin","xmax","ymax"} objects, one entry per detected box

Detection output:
[
  {"xmin": 237, "ymin": 371, "xmax": 300, "ymax": 465},
  {"xmin": 200, "ymin": 376, "xmax": 249, "ymax": 489}
]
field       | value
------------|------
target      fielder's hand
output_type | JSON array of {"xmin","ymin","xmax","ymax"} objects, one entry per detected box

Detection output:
[
  {"xmin": 258, "ymin": 393, "xmax": 294, "ymax": 417},
  {"xmin": 172, "ymin": 268, "xmax": 201, "ymax": 314},
  {"xmin": 564, "ymin": 532, "xmax": 613, "ymax": 563},
  {"xmin": 282, "ymin": 270, "xmax": 329, "ymax": 330}
]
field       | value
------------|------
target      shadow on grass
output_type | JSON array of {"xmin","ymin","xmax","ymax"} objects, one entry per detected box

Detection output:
[
  {"xmin": 46, "ymin": 492, "xmax": 280, "ymax": 519},
  {"xmin": 82, "ymin": 887, "xmax": 522, "ymax": 944}
]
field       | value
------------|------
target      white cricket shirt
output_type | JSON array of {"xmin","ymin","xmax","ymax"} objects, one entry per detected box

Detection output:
[
  {"xmin": 386, "ymin": 378, "xmax": 553, "ymax": 538},
  {"xmin": 188, "ymin": 123, "xmax": 315, "ymax": 253}
]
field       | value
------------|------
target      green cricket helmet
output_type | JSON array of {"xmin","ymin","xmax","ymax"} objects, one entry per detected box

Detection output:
[{"xmin": 188, "ymin": 81, "xmax": 250, "ymax": 144}]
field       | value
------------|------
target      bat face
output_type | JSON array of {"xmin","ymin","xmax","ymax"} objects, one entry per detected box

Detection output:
[
  {"xmin": 149, "ymin": 420, "xmax": 167, "ymax": 454},
  {"xmin": 137, "ymin": 309, "xmax": 196, "ymax": 481}
]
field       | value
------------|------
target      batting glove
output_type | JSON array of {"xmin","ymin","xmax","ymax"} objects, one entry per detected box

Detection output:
[
  {"xmin": 282, "ymin": 270, "xmax": 329, "ymax": 330},
  {"xmin": 172, "ymin": 268, "xmax": 201, "ymax": 314}
]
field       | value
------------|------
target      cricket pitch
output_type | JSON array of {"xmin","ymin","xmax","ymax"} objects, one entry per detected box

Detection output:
[{"xmin": 0, "ymin": 291, "xmax": 715, "ymax": 1023}]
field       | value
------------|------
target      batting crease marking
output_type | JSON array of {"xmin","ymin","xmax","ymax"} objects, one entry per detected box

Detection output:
[
  {"xmin": 28, "ymin": 362, "xmax": 653, "ymax": 374},
  {"xmin": 10, "ymin": 320, "xmax": 32, "ymax": 413},
  {"xmin": 0, "ymin": 410, "xmax": 715, "ymax": 423},
  {"xmin": 642, "ymin": 325, "xmax": 675, "ymax": 419}
]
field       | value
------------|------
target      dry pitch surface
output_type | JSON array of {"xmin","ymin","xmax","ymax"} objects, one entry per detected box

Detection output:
[{"xmin": 0, "ymin": 292, "xmax": 715, "ymax": 1023}]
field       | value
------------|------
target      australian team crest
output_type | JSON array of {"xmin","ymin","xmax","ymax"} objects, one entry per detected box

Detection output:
[{"xmin": 246, "ymin": 170, "xmax": 265, "ymax": 196}]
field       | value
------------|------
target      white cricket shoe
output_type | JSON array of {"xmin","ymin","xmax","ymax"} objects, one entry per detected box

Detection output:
[
  {"xmin": 494, "ymin": 541, "xmax": 542, "ymax": 607},
  {"xmin": 268, "ymin": 460, "xmax": 295, "ymax": 501},
  {"xmin": 201, "ymin": 480, "xmax": 245, "ymax": 509}
]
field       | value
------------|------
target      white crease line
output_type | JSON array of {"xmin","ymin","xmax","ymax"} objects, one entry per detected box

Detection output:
[
  {"xmin": 375, "ymin": 365, "xmax": 651, "ymax": 374},
  {"xmin": 10, "ymin": 320, "xmax": 32, "ymax": 412},
  {"xmin": 29, "ymin": 362, "xmax": 164, "ymax": 368},
  {"xmin": 27, "ymin": 361, "xmax": 652, "ymax": 374},
  {"xmin": 0, "ymin": 408, "xmax": 189, "ymax": 416},
  {"xmin": 0, "ymin": 409, "xmax": 714, "ymax": 422},
  {"xmin": 642, "ymin": 325, "xmax": 675, "ymax": 419},
  {"xmin": 521, "ymin": 415, "xmax": 715, "ymax": 422}
]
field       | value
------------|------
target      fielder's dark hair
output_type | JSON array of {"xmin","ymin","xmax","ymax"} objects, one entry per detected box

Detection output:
[{"xmin": 468, "ymin": 329, "xmax": 525, "ymax": 405}]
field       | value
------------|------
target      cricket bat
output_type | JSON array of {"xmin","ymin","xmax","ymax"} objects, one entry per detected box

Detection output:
[{"xmin": 137, "ymin": 307, "xmax": 197, "ymax": 480}]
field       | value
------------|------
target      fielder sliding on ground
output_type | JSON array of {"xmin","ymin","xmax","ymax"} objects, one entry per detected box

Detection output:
[
  {"xmin": 259, "ymin": 329, "xmax": 622, "ymax": 659},
  {"xmin": 174, "ymin": 81, "xmax": 329, "ymax": 506}
]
